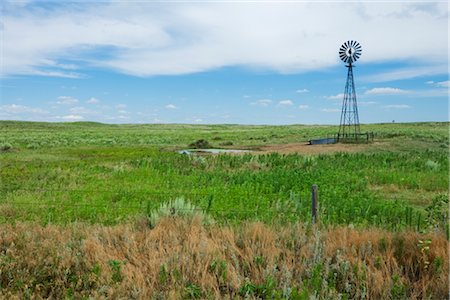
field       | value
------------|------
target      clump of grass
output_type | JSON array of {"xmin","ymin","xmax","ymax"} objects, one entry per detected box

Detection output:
[
  {"xmin": 425, "ymin": 160, "xmax": 440, "ymax": 171},
  {"xmin": 147, "ymin": 198, "xmax": 213, "ymax": 228},
  {"xmin": 189, "ymin": 139, "xmax": 212, "ymax": 149},
  {"xmin": 0, "ymin": 142, "xmax": 12, "ymax": 151},
  {"xmin": 26, "ymin": 143, "xmax": 39, "ymax": 149},
  {"xmin": 219, "ymin": 141, "xmax": 233, "ymax": 146}
]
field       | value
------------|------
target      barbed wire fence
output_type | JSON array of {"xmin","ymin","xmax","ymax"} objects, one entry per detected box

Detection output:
[
  {"xmin": 0, "ymin": 185, "xmax": 319, "ymax": 225},
  {"xmin": 0, "ymin": 185, "xmax": 438, "ymax": 232}
]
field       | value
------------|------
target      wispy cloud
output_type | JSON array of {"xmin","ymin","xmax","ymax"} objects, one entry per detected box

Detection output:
[
  {"xmin": 426, "ymin": 80, "xmax": 449, "ymax": 88},
  {"xmin": 165, "ymin": 104, "xmax": 177, "ymax": 109},
  {"xmin": 325, "ymin": 93, "xmax": 344, "ymax": 100},
  {"xmin": 321, "ymin": 108, "xmax": 340, "ymax": 113},
  {"xmin": 57, "ymin": 96, "xmax": 78, "ymax": 105},
  {"xmin": 362, "ymin": 65, "xmax": 447, "ymax": 83},
  {"xmin": 365, "ymin": 87, "xmax": 410, "ymax": 95},
  {"xmin": 69, "ymin": 106, "xmax": 97, "ymax": 115},
  {"xmin": 57, "ymin": 115, "xmax": 84, "ymax": 121},
  {"xmin": 296, "ymin": 89, "xmax": 309, "ymax": 93},
  {"xmin": 0, "ymin": 104, "xmax": 48, "ymax": 114},
  {"xmin": 250, "ymin": 99, "xmax": 272, "ymax": 107},
  {"xmin": 86, "ymin": 97, "xmax": 100, "ymax": 104},
  {"xmin": 115, "ymin": 104, "xmax": 127, "ymax": 109},
  {"xmin": 359, "ymin": 101, "xmax": 377, "ymax": 106},
  {"xmin": 29, "ymin": 70, "xmax": 84, "ymax": 79},
  {"xmin": 278, "ymin": 99, "xmax": 293, "ymax": 106},
  {"xmin": 2, "ymin": 2, "xmax": 447, "ymax": 77},
  {"xmin": 298, "ymin": 104, "xmax": 309, "ymax": 109},
  {"xmin": 383, "ymin": 104, "xmax": 411, "ymax": 109}
]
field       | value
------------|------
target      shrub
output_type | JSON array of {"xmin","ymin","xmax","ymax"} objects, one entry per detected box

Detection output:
[
  {"xmin": 189, "ymin": 139, "xmax": 212, "ymax": 149},
  {"xmin": 425, "ymin": 193, "xmax": 449, "ymax": 235},
  {"xmin": 425, "ymin": 160, "xmax": 440, "ymax": 171},
  {"xmin": 147, "ymin": 198, "xmax": 213, "ymax": 228},
  {"xmin": 26, "ymin": 143, "xmax": 39, "ymax": 149},
  {"xmin": 0, "ymin": 142, "xmax": 12, "ymax": 151},
  {"xmin": 219, "ymin": 141, "xmax": 233, "ymax": 146}
]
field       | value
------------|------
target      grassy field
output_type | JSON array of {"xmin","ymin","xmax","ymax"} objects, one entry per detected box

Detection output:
[
  {"xmin": 0, "ymin": 121, "xmax": 448, "ymax": 228},
  {"xmin": 0, "ymin": 121, "xmax": 448, "ymax": 298}
]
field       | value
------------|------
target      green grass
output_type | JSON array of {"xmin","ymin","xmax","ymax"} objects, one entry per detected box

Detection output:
[{"xmin": 0, "ymin": 121, "xmax": 448, "ymax": 230}]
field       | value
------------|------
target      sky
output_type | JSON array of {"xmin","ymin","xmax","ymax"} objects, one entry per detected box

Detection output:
[{"xmin": 0, "ymin": 0, "xmax": 448, "ymax": 125}]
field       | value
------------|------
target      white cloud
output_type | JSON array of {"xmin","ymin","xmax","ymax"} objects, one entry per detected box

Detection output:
[
  {"xmin": 2, "ymin": 2, "xmax": 447, "ymax": 77},
  {"xmin": 359, "ymin": 101, "xmax": 377, "ymax": 106},
  {"xmin": 0, "ymin": 104, "xmax": 48, "ymax": 114},
  {"xmin": 435, "ymin": 81, "xmax": 449, "ymax": 88},
  {"xmin": 28, "ymin": 70, "xmax": 83, "ymax": 79},
  {"xmin": 251, "ymin": 99, "xmax": 272, "ymax": 107},
  {"xmin": 426, "ymin": 80, "xmax": 449, "ymax": 88},
  {"xmin": 383, "ymin": 104, "xmax": 411, "ymax": 109},
  {"xmin": 362, "ymin": 65, "xmax": 447, "ymax": 83},
  {"xmin": 165, "ymin": 104, "xmax": 177, "ymax": 109},
  {"xmin": 69, "ymin": 106, "xmax": 97, "ymax": 115},
  {"xmin": 86, "ymin": 97, "xmax": 100, "ymax": 104},
  {"xmin": 58, "ymin": 115, "xmax": 84, "ymax": 121},
  {"xmin": 365, "ymin": 87, "xmax": 410, "ymax": 95},
  {"xmin": 296, "ymin": 89, "xmax": 309, "ymax": 93},
  {"xmin": 115, "ymin": 104, "xmax": 127, "ymax": 109},
  {"xmin": 321, "ymin": 108, "xmax": 340, "ymax": 112},
  {"xmin": 279, "ymin": 99, "xmax": 293, "ymax": 106},
  {"xmin": 298, "ymin": 104, "xmax": 309, "ymax": 109},
  {"xmin": 118, "ymin": 110, "xmax": 129, "ymax": 114},
  {"xmin": 325, "ymin": 93, "xmax": 344, "ymax": 100},
  {"xmin": 57, "ymin": 96, "xmax": 78, "ymax": 105}
]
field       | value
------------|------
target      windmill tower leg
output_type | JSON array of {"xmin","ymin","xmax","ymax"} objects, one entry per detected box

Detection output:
[{"xmin": 338, "ymin": 62, "xmax": 360, "ymax": 142}]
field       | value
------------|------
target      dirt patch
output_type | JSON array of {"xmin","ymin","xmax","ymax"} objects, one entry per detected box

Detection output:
[{"xmin": 257, "ymin": 142, "xmax": 373, "ymax": 155}]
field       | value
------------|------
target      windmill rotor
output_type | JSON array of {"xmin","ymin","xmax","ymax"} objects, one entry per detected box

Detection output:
[{"xmin": 339, "ymin": 40, "xmax": 362, "ymax": 64}]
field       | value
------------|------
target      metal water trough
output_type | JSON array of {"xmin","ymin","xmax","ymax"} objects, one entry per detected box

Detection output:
[{"xmin": 309, "ymin": 138, "xmax": 337, "ymax": 145}]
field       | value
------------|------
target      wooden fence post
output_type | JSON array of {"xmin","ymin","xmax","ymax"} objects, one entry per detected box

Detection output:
[{"xmin": 311, "ymin": 184, "xmax": 318, "ymax": 224}]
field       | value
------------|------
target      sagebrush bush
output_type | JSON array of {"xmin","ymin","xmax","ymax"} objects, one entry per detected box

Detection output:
[{"xmin": 147, "ymin": 198, "xmax": 213, "ymax": 228}]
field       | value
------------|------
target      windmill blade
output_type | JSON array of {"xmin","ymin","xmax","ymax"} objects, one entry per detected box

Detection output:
[{"xmin": 339, "ymin": 40, "xmax": 362, "ymax": 64}]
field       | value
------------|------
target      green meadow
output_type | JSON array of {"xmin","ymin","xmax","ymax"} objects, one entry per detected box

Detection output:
[{"xmin": 0, "ymin": 121, "xmax": 448, "ymax": 231}]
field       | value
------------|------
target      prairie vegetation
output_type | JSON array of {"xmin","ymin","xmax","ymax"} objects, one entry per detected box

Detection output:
[
  {"xmin": 0, "ymin": 121, "xmax": 448, "ymax": 298},
  {"xmin": 0, "ymin": 218, "xmax": 448, "ymax": 299}
]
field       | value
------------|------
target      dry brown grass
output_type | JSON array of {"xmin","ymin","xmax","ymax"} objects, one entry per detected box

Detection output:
[{"xmin": 0, "ymin": 218, "xmax": 448, "ymax": 299}]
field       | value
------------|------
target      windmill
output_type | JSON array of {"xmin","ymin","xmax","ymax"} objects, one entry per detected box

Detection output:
[{"xmin": 337, "ymin": 40, "xmax": 362, "ymax": 142}]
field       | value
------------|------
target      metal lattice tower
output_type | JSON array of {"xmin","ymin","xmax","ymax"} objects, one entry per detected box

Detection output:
[{"xmin": 338, "ymin": 40, "xmax": 362, "ymax": 141}]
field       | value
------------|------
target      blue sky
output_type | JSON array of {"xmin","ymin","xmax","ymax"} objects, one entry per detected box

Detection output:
[{"xmin": 0, "ymin": 1, "xmax": 448, "ymax": 124}]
